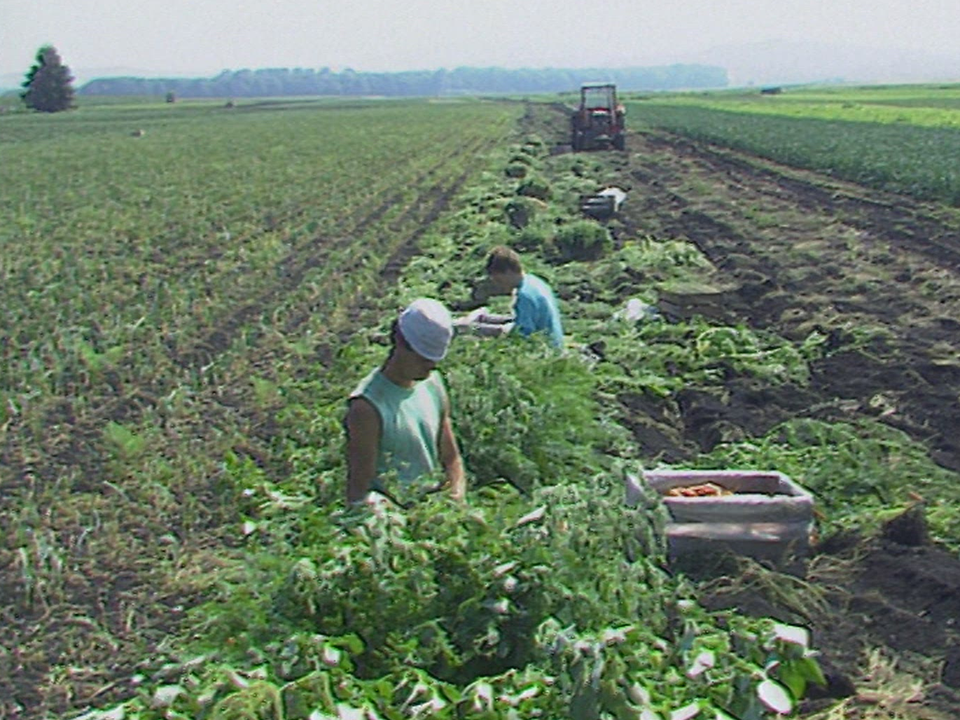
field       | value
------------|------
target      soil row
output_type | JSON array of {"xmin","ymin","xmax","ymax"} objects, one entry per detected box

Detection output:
[{"xmin": 620, "ymin": 129, "xmax": 960, "ymax": 472}]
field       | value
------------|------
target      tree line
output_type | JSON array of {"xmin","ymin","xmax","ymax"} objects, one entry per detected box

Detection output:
[{"xmin": 79, "ymin": 64, "xmax": 727, "ymax": 98}]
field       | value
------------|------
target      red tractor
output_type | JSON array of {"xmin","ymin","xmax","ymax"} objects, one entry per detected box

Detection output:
[{"xmin": 571, "ymin": 82, "xmax": 626, "ymax": 151}]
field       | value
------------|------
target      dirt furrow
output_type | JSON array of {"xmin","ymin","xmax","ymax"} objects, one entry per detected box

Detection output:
[{"xmin": 609, "ymin": 130, "xmax": 960, "ymax": 472}]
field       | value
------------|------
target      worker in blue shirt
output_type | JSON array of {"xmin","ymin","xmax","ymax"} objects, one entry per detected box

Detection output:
[{"xmin": 458, "ymin": 245, "xmax": 563, "ymax": 348}]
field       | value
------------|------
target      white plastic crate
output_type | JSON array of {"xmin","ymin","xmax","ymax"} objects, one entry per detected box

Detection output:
[{"xmin": 627, "ymin": 469, "xmax": 815, "ymax": 567}]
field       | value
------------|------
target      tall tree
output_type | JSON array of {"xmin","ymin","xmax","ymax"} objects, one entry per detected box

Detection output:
[{"xmin": 21, "ymin": 45, "xmax": 76, "ymax": 112}]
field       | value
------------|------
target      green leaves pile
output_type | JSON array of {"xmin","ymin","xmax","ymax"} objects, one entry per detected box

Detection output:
[{"xmin": 90, "ymin": 483, "xmax": 821, "ymax": 719}]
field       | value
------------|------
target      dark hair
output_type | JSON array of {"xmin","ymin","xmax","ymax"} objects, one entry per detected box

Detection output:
[
  {"xmin": 390, "ymin": 319, "xmax": 413, "ymax": 352},
  {"xmin": 485, "ymin": 245, "xmax": 523, "ymax": 275}
]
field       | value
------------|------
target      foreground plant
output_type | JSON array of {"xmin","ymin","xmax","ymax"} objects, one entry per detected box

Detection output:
[{"xmin": 77, "ymin": 479, "xmax": 822, "ymax": 719}]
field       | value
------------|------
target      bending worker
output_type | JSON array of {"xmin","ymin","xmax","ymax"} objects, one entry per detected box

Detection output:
[
  {"xmin": 345, "ymin": 298, "xmax": 466, "ymax": 505},
  {"xmin": 462, "ymin": 245, "xmax": 563, "ymax": 348}
]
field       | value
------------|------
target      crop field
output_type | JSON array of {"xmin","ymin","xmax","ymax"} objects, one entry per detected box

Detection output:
[
  {"xmin": 3, "ymin": 94, "xmax": 960, "ymax": 719},
  {"xmin": 627, "ymin": 83, "xmax": 960, "ymax": 204},
  {"xmin": 636, "ymin": 84, "xmax": 960, "ymax": 125}
]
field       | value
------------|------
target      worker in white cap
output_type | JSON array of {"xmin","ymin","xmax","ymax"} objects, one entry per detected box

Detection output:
[{"xmin": 345, "ymin": 298, "xmax": 466, "ymax": 505}]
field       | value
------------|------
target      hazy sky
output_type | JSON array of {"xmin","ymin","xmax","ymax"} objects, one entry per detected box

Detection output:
[{"xmin": 3, "ymin": 0, "xmax": 959, "ymax": 80}]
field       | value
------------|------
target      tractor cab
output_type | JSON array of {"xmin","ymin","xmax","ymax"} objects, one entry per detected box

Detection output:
[
  {"xmin": 571, "ymin": 82, "xmax": 626, "ymax": 151},
  {"xmin": 582, "ymin": 83, "xmax": 618, "ymax": 111}
]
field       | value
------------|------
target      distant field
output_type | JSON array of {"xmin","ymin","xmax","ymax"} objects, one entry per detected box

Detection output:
[
  {"xmin": 636, "ymin": 86, "xmax": 960, "ymax": 127},
  {"xmin": 628, "ymin": 83, "xmax": 960, "ymax": 204},
  {"xmin": 644, "ymin": 83, "xmax": 960, "ymax": 113}
]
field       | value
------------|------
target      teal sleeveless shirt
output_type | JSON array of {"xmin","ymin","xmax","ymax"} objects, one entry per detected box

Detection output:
[{"xmin": 349, "ymin": 368, "xmax": 447, "ymax": 489}]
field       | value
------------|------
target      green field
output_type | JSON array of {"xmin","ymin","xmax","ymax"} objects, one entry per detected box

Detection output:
[
  {"xmin": 2, "ymin": 94, "xmax": 958, "ymax": 719},
  {"xmin": 627, "ymin": 83, "xmax": 960, "ymax": 204},
  {"xmin": 638, "ymin": 83, "xmax": 960, "ymax": 120}
]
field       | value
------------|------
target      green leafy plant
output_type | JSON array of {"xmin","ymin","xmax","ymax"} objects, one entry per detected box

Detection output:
[
  {"xmin": 550, "ymin": 219, "xmax": 612, "ymax": 262},
  {"xmin": 504, "ymin": 161, "xmax": 528, "ymax": 179},
  {"xmin": 516, "ymin": 175, "xmax": 552, "ymax": 201},
  {"xmin": 444, "ymin": 337, "xmax": 615, "ymax": 491},
  {"xmin": 512, "ymin": 223, "xmax": 552, "ymax": 252},
  {"xmin": 503, "ymin": 196, "xmax": 543, "ymax": 229}
]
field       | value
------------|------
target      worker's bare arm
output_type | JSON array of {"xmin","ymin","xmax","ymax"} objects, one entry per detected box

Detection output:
[
  {"xmin": 478, "ymin": 312, "xmax": 513, "ymax": 324},
  {"xmin": 454, "ymin": 307, "xmax": 512, "ymax": 337},
  {"xmin": 345, "ymin": 397, "xmax": 381, "ymax": 504},
  {"xmin": 471, "ymin": 321, "xmax": 514, "ymax": 337},
  {"xmin": 438, "ymin": 410, "xmax": 466, "ymax": 502}
]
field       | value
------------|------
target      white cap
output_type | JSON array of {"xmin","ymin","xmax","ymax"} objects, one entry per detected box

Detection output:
[{"xmin": 398, "ymin": 298, "xmax": 453, "ymax": 362}]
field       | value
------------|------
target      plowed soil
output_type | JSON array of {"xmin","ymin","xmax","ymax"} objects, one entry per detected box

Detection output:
[
  {"xmin": 532, "ymin": 102, "xmax": 960, "ymax": 718},
  {"xmin": 621, "ymin": 133, "xmax": 960, "ymax": 474}
]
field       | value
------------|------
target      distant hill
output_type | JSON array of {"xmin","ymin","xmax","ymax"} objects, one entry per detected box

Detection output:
[
  {"xmin": 686, "ymin": 40, "xmax": 960, "ymax": 86},
  {"xmin": 6, "ymin": 44, "xmax": 960, "ymax": 97},
  {"xmin": 1, "ymin": 66, "xmax": 209, "ymax": 93},
  {"xmin": 0, "ymin": 63, "xmax": 192, "ymax": 93},
  {"xmin": 77, "ymin": 64, "xmax": 728, "ymax": 98}
]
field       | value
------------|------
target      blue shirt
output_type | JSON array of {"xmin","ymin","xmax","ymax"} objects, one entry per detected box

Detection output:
[{"xmin": 514, "ymin": 273, "xmax": 563, "ymax": 348}]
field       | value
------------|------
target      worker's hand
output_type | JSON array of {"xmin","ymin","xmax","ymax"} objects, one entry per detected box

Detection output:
[
  {"xmin": 453, "ymin": 307, "xmax": 487, "ymax": 334},
  {"xmin": 426, "ymin": 479, "xmax": 466, "ymax": 503},
  {"xmin": 467, "ymin": 307, "xmax": 487, "ymax": 324}
]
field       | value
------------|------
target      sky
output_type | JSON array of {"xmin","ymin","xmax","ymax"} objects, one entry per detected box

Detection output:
[{"xmin": 3, "ymin": 0, "xmax": 960, "ymax": 82}]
